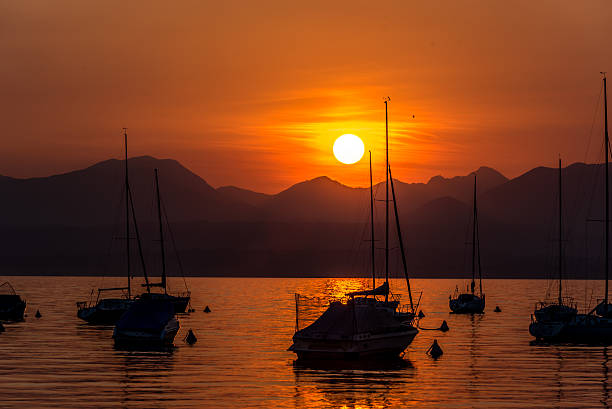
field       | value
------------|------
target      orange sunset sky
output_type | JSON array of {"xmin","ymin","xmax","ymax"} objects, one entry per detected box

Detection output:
[{"xmin": 2, "ymin": 1, "xmax": 612, "ymax": 193}]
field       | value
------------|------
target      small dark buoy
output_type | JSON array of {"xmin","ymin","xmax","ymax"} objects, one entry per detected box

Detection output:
[
  {"xmin": 440, "ymin": 320, "xmax": 449, "ymax": 332},
  {"xmin": 204, "ymin": 306, "xmax": 211, "ymax": 313},
  {"xmin": 494, "ymin": 306, "xmax": 501, "ymax": 312},
  {"xmin": 427, "ymin": 339, "xmax": 443, "ymax": 358},
  {"xmin": 0, "ymin": 322, "xmax": 5, "ymax": 333},
  {"xmin": 35, "ymin": 309, "xmax": 42, "ymax": 318},
  {"xmin": 418, "ymin": 310, "xmax": 425, "ymax": 318},
  {"xmin": 184, "ymin": 329, "xmax": 197, "ymax": 345}
]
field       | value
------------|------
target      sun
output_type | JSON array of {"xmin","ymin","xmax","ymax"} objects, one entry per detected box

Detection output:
[{"xmin": 333, "ymin": 134, "xmax": 365, "ymax": 164}]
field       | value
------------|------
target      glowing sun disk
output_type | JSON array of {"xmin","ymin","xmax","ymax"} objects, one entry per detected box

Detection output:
[{"xmin": 333, "ymin": 134, "xmax": 365, "ymax": 164}]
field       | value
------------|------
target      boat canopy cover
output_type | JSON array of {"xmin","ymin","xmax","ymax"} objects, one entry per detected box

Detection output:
[
  {"xmin": 455, "ymin": 293, "xmax": 480, "ymax": 303},
  {"xmin": 346, "ymin": 282, "xmax": 389, "ymax": 297},
  {"xmin": 0, "ymin": 282, "xmax": 24, "ymax": 308},
  {"xmin": 295, "ymin": 299, "xmax": 402, "ymax": 339},
  {"xmin": 115, "ymin": 299, "xmax": 175, "ymax": 332}
]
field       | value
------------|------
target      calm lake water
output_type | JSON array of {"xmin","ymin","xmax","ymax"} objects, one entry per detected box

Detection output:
[{"xmin": 1, "ymin": 276, "xmax": 611, "ymax": 408}]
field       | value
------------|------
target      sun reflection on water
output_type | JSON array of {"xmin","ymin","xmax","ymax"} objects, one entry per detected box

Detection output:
[{"xmin": 3, "ymin": 277, "xmax": 612, "ymax": 408}]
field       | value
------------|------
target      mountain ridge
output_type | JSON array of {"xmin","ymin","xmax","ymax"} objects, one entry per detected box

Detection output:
[{"xmin": 2, "ymin": 157, "xmax": 609, "ymax": 277}]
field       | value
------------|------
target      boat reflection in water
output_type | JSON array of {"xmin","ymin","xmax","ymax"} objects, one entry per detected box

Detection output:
[
  {"xmin": 117, "ymin": 348, "xmax": 175, "ymax": 407},
  {"xmin": 603, "ymin": 347, "xmax": 610, "ymax": 408},
  {"xmin": 293, "ymin": 356, "xmax": 415, "ymax": 408}
]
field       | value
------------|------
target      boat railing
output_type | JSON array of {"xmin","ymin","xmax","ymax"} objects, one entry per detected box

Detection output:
[
  {"xmin": 534, "ymin": 297, "xmax": 577, "ymax": 311},
  {"xmin": 389, "ymin": 292, "xmax": 401, "ymax": 302},
  {"xmin": 294, "ymin": 293, "xmax": 346, "ymax": 332},
  {"xmin": 76, "ymin": 300, "xmax": 90, "ymax": 309}
]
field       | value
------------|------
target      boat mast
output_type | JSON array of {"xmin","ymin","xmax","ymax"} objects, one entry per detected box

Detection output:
[
  {"xmin": 477, "ymin": 208, "xmax": 483, "ymax": 297},
  {"xmin": 389, "ymin": 165, "xmax": 415, "ymax": 312},
  {"xmin": 384, "ymin": 97, "xmax": 390, "ymax": 302},
  {"xmin": 605, "ymin": 72, "xmax": 609, "ymax": 308},
  {"xmin": 471, "ymin": 175, "xmax": 477, "ymax": 294},
  {"xmin": 155, "ymin": 169, "xmax": 167, "ymax": 294},
  {"xmin": 558, "ymin": 157, "xmax": 563, "ymax": 306},
  {"xmin": 122, "ymin": 130, "xmax": 150, "ymax": 294},
  {"xmin": 369, "ymin": 151, "xmax": 376, "ymax": 290},
  {"xmin": 124, "ymin": 128, "xmax": 131, "ymax": 299},
  {"xmin": 129, "ymin": 182, "xmax": 151, "ymax": 293},
  {"xmin": 476, "ymin": 185, "xmax": 483, "ymax": 297}
]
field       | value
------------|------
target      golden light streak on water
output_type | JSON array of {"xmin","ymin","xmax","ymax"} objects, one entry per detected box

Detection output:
[{"xmin": 1, "ymin": 276, "xmax": 610, "ymax": 408}]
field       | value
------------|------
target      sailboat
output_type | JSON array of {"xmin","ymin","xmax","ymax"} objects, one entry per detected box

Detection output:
[
  {"xmin": 0, "ymin": 281, "xmax": 26, "ymax": 321},
  {"xmin": 449, "ymin": 175, "xmax": 485, "ymax": 313},
  {"xmin": 110, "ymin": 150, "xmax": 180, "ymax": 347},
  {"xmin": 529, "ymin": 158, "xmax": 578, "ymax": 340},
  {"xmin": 289, "ymin": 98, "xmax": 419, "ymax": 360},
  {"xmin": 530, "ymin": 74, "xmax": 612, "ymax": 343},
  {"xmin": 77, "ymin": 129, "xmax": 144, "ymax": 324},
  {"xmin": 365, "ymin": 98, "xmax": 418, "ymax": 322},
  {"xmin": 137, "ymin": 168, "xmax": 191, "ymax": 313}
]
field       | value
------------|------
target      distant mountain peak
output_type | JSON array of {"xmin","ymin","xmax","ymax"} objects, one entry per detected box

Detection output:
[
  {"xmin": 471, "ymin": 166, "xmax": 507, "ymax": 179},
  {"xmin": 427, "ymin": 174, "xmax": 446, "ymax": 184},
  {"xmin": 309, "ymin": 175, "xmax": 337, "ymax": 184},
  {"xmin": 427, "ymin": 166, "xmax": 507, "ymax": 185},
  {"xmin": 285, "ymin": 175, "xmax": 350, "ymax": 192}
]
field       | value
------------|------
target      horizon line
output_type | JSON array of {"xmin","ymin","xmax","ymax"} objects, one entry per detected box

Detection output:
[{"xmin": 0, "ymin": 155, "xmax": 606, "ymax": 195}]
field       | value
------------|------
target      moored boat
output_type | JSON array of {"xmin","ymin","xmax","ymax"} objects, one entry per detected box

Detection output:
[
  {"xmin": 138, "ymin": 292, "xmax": 190, "ymax": 313},
  {"xmin": 529, "ymin": 158, "xmax": 578, "ymax": 341},
  {"xmin": 449, "ymin": 175, "xmax": 485, "ymax": 314},
  {"xmin": 113, "ymin": 298, "xmax": 179, "ymax": 347},
  {"xmin": 77, "ymin": 297, "xmax": 133, "ymax": 325},
  {"xmin": 450, "ymin": 292, "xmax": 485, "ymax": 314},
  {"xmin": 137, "ymin": 168, "xmax": 191, "ymax": 313},
  {"xmin": 289, "ymin": 285, "xmax": 418, "ymax": 360},
  {"xmin": 77, "ymin": 129, "xmax": 141, "ymax": 324},
  {"xmin": 0, "ymin": 281, "xmax": 26, "ymax": 321},
  {"xmin": 530, "ymin": 74, "xmax": 612, "ymax": 343}
]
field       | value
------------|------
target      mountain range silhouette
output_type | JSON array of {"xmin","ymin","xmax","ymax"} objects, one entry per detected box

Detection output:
[{"xmin": 0, "ymin": 157, "xmax": 609, "ymax": 278}]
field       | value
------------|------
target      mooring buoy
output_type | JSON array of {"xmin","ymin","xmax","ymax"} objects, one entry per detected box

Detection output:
[
  {"xmin": 185, "ymin": 329, "xmax": 197, "ymax": 345},
  {"xmin": 204, "ymin": 306, "xmax": 211, "ymax": 313},
  {"xmin": 440, "ymin": 320, "xmax": 449, "ymax": 332},
  {"xmin": 418, "ymin": 310, "xmax": 425, "ymax": 318},
  {"xmin": 35, "ymin": 309, "xmax": 42, "ymax": 318},
  {"xmin": 494, "ymin": 306, "xmax": 501, "ymax": 312},
  {"xmin": 427, "ymin": 339, "xmax": 443, "ymax": 358}
]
